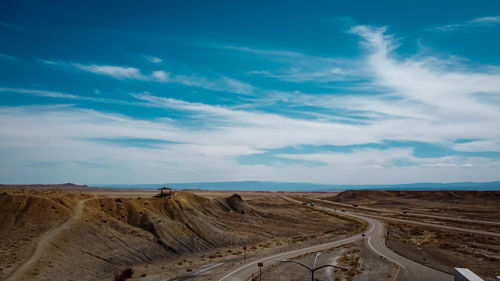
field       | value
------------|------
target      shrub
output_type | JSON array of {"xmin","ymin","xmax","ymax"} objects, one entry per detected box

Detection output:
[{"xmin": 114, "ymin": 267, "xmax": 134, "ymax": 281}]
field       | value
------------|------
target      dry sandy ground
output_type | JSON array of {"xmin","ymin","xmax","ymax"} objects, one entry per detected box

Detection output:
[
  {"xmin": 313, "ymin": 190, "xmax": 500, "ymax": 280},
  {"xmin": 386, "ymin": 222, "xmax": 500, "ymax": 280},
  {"xmin": 256, "ymin": 240, "xmax": 398, "ymax": 281},
  {"xmin": 326, "ymin": 190, "xmax": 500, "ymax": 222}
]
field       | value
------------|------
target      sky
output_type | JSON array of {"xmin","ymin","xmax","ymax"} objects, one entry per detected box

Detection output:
[{"xmin": 1, "ymin": 0, "xmax": 500, "ymax": 185}]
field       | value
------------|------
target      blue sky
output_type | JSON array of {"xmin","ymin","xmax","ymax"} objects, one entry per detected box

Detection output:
[{"xmin": 1, "ymin": 0, "xmax": 500, "ymax": 184}]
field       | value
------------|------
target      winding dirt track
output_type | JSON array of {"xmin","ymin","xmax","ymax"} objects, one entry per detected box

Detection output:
[{"xmin": 6, "ymin": 198, "xmax": 93, "ymax": 281}]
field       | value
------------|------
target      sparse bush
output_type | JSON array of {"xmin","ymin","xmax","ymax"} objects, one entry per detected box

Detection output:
[
  {"xmin": 114, "ymin": 267, "xmax": 133, "ymax": 281},
  {"xmin": 409, "ymin": 227, "xmax": 423, "ymax": 236}
]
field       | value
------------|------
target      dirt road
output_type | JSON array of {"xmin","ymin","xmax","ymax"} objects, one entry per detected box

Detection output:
[{"xmin": 6, "ymin": 197, "xmax": 93, "ymax": 281}]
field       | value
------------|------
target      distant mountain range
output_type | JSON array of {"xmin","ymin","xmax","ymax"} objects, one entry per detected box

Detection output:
[{"xmin": 93, "ymin": 181, "xmax": 500, "ymax": 191}]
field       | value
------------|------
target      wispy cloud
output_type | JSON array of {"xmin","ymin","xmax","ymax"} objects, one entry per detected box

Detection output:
[
  {"xmin": 216, "ymin": 45, "xmax": 358, "ymax": 83},
  {"xmin": 143, "ymin": 55, "xmax": 163, "ymax": 64},
  {"xmin": 1, "ymin": 103, "xmax": 498, "ymax": 184},
  {"xmin": 73, "ymin": 63, "xmax": 147, "ymax": 80},
  {"xmin": 151, "ymin": 70, "xmax": 169, "ymax": 82},
  {"xmin": 432, "ymin": 16, "xmax": 500, "ymax": 31},
  {"xmin": 349, "ymin": 25, "xmax": 500, "ymax": 122},
  {"xmin": 0, "ymin": 21, "xmax": 19, "ymax": 29},
  {"xmin": 0, "ymin": 53, "xmax": 17, "ymax": 61},
  {"xmin": 41, "ymin": 60, "xmax": 255, "ymax": 94},
  {"xmin": 0, "ymin": 87, "xmax": 143, "ymax": 106},
  {"xmin": 0, "ymin": 87, "xmax": 78, "ymax": 99},
  {"xmin": 172, "ymin": 74, "xmax": 255, "ymax": 94}
]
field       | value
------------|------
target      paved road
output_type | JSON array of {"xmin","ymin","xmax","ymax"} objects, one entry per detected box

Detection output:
[
  {"xmin": 305, "ymin": 197, "xmax": 500, "ymax": 226},
  {"xmin": 287, "ymin": 196, "xmax": 453, "ymax": 281},
  {"xmin": 6, "ymin": 197, "xmax": 93, "ymax": 281},
  {"xmin": 305, "ymin": 197, "xmax": 500, "ymax": 237},
  {"xmin": 217, "ymin": 196, "xmax": 453, "ymax": 281},
  {"xmin": 216, "ymin": 233, "xmax": 366, "ymax": 281}
]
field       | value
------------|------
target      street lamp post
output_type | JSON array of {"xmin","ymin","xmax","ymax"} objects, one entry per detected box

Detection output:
[
  {"xmin": 275, "ymin": 252, "xmax": 348, "ymax": 281},
  {"xmin": 312, "ymin": 252, "xmax": 321, "ymax": 281}
]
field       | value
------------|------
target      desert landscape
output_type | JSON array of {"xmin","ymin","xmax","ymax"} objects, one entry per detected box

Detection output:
[
  {"xmin": 0, "ymin": 184, "xmax": 499, "ymax": 281},
  {"xmin": 3, "ymin": 1, "xmax": 500, "ymax": 280}
]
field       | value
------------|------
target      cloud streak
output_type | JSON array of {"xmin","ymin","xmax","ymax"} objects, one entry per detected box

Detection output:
[
  {"xmin": 73, "ymin": 63, "xmax": 146, "ymax": 80},
  {"xmin": 219, "ymin": 45, "xmax": 358, "ymax": 83},
  {"xmin": 432, "ymin": 16, "xmax": 500, "ymax": 31},
  {"xmin": 0, "ymin": 53, "xmax": 17, "ymax": 61},
  {"xmin": 42, "ymin": 60, "xmax": 255, "ymax": 95}
]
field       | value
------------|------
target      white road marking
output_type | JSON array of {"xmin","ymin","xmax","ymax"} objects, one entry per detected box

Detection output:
[
  {"xmin": 392, "ymin": 266, "xmax": 401, "ymax": 281},
  {"xmin": 195, "ymin": 262, "xmax": 224, "ymax": 275},
  {"xmin": 366, "ymin": 235, "xmax": 406, "ymax": 269},
  {"xmin": 219, "ymin": 235, "xmax": 362, "ymax": 281}
]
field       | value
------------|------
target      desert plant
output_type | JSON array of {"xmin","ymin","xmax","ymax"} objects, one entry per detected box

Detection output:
[{"xmin": 114, "ymin": 267, "xmax": 134, "ymax": 281}]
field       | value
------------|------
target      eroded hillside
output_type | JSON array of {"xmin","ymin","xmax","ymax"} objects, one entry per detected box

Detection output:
[{"xmin": 0, "ymin": 189, "xmax": 361, "ymax": 281}]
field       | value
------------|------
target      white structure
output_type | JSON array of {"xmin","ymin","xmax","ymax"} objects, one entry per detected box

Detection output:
[
  {"xmin": 495, "ymin": 276, "xmax": 499, "ymax": 281},
  {"xmin": 454, "ymin": 268, "xmax": 483, "ymax": 281}
]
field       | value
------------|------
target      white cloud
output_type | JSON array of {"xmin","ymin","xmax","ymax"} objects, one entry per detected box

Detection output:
[
  {"xmin": 152, "ymin": 70, "xmax": 169, "ymax": 82},
  {"xmin": 1, "ymin": 99, "xmax": 500, "ymax": 184},
  {"xmin": 144, "ymin": 55, "xmax": 163, "ymax": 64},
  {"xmin": 432, "ymin": 16, "xmax": 500, "ymax": 31},
  {"xmin": 43, "ymin": 60, "xmax": 255, "ymax": 94},
  {"xmin": 73, "ymin": 63, "xmax": 147, "ymax": 80},
  {"xmin": 38, "ymin": 59, "xmax": 60, "ymax": 65},
  {"xmin": 0, "ymin": 87, "xmax": 78, "ymax": 99},
  {"xmin": 470, "ymin": 16, "xmax": 500, "ymax": 24},
  {"xmin": 278, "ymin": 148, "xmax": 415, "ymax": 168},
  {"xmin": 172, "ymin": 75, "xmax": 255, "ymax": 94},
  {"xmin": 221, "ymin": 45, "xmax": 357, "ymax": 82},
  {"xmin": 345, "ymin": 25, "xmax": 500, "ymax": 147},
  {"xmin": 0, "ymin": 53, "xmax": 17, "ymax": 61},
  {"xmin": 453, "ymin": 140, "xmax": 500, "ymax": 152}
]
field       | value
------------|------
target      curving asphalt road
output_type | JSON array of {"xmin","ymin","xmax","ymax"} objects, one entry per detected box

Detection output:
[
  {"xmin": 216, "ymin": 196, "xmax": 453, "ymax": 281},
  {"xmin": 339, "ymin": 211, "xmax": 453, "ymax": 281},
  {"xmin": 216, "ymin": 233, "xmax": 366, "ymax": 281},
  {"xmin": 305, "ymin": 197, "xmax": 500, "ymax": 237},
  {"xmin": 305, "ymin": 197, "xmax": 500, "ymax": 226}
]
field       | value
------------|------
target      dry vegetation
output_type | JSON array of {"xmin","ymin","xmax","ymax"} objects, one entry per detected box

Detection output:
[
  {"xmin": 259, "ymin": 240, "xmax": 397, "ymax": 281},
  {"xmin": 387, "ymin": 222, "xmax": 500, "ymax": 280},
  {"xmin": 329, "ymin": 190, "xmax": 500, "ymax": 221}
]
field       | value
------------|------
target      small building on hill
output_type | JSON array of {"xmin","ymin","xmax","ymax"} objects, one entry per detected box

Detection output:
[{"xmin": 158, "ymin": 187, "xmax": 173, "ymax": 198}]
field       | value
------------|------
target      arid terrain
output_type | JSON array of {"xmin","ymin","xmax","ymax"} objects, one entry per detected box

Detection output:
[
  {"xmin": 0, "ymin": 185, "xmax": 499, "ymax": 281},
  {"xmin": 303, "ymin": 190, "xmax": 500, "ymax": 280},
  {"xmin": 0, "ymin": 185, "xmax": 363, "ymax": 281}
]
